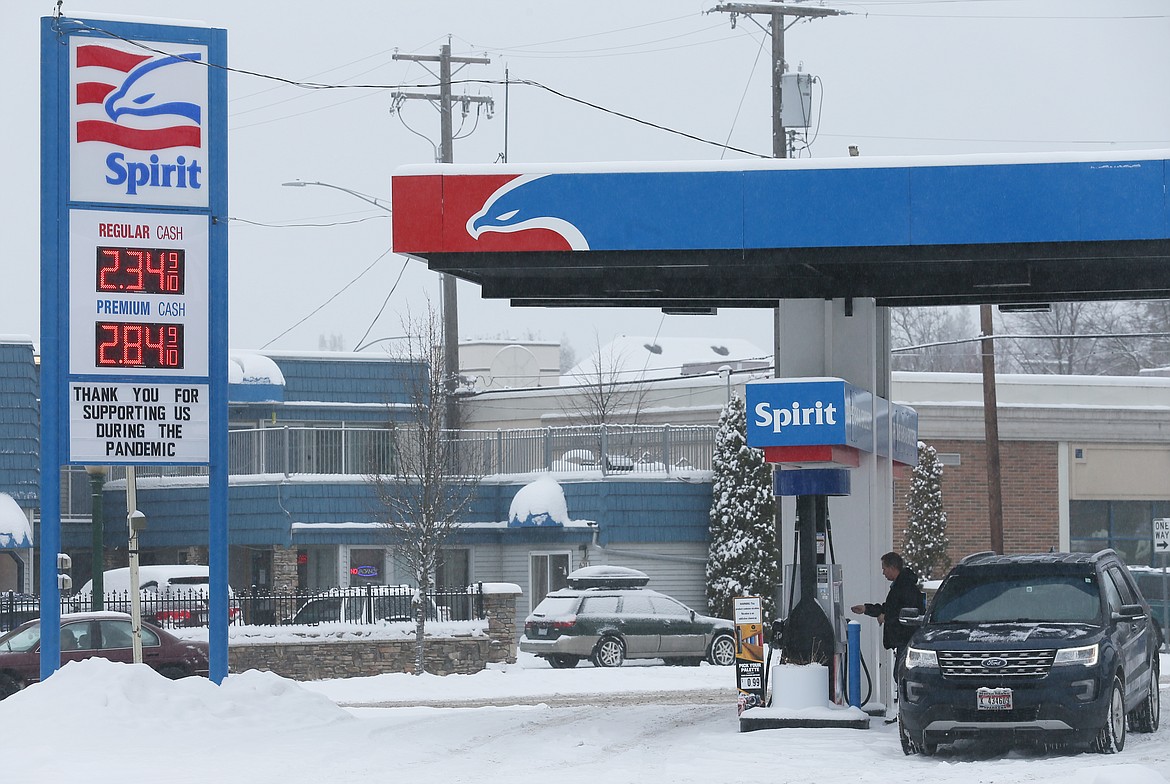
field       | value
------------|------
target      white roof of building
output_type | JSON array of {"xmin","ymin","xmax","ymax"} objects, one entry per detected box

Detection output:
[{"xmin": 562, "ymin": 336, "xmax": 769, "ymax": 386}]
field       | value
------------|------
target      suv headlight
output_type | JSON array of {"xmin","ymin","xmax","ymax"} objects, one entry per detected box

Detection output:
[
  {"xmin": 1052, "ymin": 643, "xmax": 1098, "ymax": 667},
  {"xmin": 904, "ymin": 646, "xmax": 938, "ymax": 669}
]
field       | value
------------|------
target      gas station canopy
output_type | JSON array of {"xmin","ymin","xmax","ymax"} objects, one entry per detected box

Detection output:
[{"xmin": 391, "ymin": 151, "xmax": 1170, "ymax": 309}]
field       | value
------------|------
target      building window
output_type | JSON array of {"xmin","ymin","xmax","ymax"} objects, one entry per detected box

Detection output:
[
  {"xmin": 348, "ymin": 548, "xmax": 385, "ymax": 585},
  {"xmin": 530, "ymin": 552, "xmax": 571, "ymax": 612},
  {"xmin": 1070, "ymin": 499, "xmax": 1167, "ymax": 566},
  {"xmin": 437, "ymin": 549, "xmax": 471, "ymax": 589}
]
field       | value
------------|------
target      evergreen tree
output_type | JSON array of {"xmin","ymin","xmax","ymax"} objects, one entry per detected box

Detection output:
[
  {"xmin": 706, "ymin": 395, "xmax": 779, "ymax": 622},
  {"xmin": 903, "ymin": 441, "xmax": 951, "ymax": 580}
]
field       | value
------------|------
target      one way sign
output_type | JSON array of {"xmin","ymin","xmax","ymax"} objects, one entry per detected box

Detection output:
[{"xmin": 1154, "ymin": 518, "xmax": 1170, "ymax": 554}]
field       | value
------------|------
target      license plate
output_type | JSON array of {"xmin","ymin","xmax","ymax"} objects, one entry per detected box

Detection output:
[
  {"xmin": 977, "ymin": 687, "xmax": 1013, "ymax": 711},
  {"xmin": 537, "ymin": 627, "xmax": 548, "ymax": 636}
]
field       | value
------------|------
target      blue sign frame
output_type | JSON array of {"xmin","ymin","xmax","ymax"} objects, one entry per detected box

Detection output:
[
  {"xmin": 745, "ymin": 378, "xmax": 874, "ymax": 453},
  {"xmin": 40, "ymin": 15, "xmax": 228, "ymax": 683}
]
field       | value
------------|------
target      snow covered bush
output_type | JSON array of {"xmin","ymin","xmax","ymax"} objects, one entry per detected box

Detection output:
[
  {"xmin": 706, "ymin": 395, "xmax": 779, "ymax": 622},
  {"xmin": 902, "ymin": 440, "xmax": 951, "ymax": 581}
]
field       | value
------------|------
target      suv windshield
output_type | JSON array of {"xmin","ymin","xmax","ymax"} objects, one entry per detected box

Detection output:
[{"xmin": 931, "ymin": 572, "xmax": 1100, "ymax": 624}]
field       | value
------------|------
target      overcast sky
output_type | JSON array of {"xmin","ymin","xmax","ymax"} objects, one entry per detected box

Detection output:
[{"xmin": 7, "ymin": 1, "xmax": 1169, "ymax": 359}]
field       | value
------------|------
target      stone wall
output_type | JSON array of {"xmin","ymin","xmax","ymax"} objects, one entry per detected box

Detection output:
[
  {"xmin": 271, "ymin": 545, "xmax": 299, "ymax": 592},
  {"xmin": 228, "ymin": 585, "xmax": 521, "ymax": 680}
]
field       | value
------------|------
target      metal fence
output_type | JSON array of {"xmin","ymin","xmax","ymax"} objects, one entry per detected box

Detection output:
[
  {"xmin": 2, "ymin": 584, "xmax": 486, "ymax": 632},
  {"xmin": 102, "ymin": 423, "xmax": 717, "ymax": 482}
]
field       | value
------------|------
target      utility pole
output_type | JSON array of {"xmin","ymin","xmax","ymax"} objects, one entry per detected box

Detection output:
[
  {"xmin": 392, "ymin": 42, "xmax": 494, "ymax": 427},
  {"xmin": 980, "ymin": 305, "xmax": 1005, "ymax": 554},
  {"xmin": 709, "ymin": 3, "xmax": 847, "ymax": 158}
]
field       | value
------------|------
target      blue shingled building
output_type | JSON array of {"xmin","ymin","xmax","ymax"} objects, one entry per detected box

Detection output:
[
  {"xmin": 0, "ymin": 337, "xmax": 39, "ymax": 593},
  {"xmin": 19, "ymin": 348, "xmax": 717, "ymax": 615}
]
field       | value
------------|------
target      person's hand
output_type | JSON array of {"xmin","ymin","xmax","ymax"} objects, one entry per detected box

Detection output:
[
  {"xmin": 877, "ymin": 613, "xmax": 885, "ymax": 625},
  {"xmin": 850, "ymin": 604, "xmax": 864, "ymax": 614}
]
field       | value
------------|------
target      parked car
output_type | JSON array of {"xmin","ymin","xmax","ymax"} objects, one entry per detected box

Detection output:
[
  {"xmin": 898, "ymin": 549, "xmax": 1162, "ymax": 755},
  {"xmin": 72, "ymin": 566, "xmax": 241, "ymax": 627},
  {"xmin": 0, "ymin": 611, "xmax": 210, "ymax": 699},
  {"xmin": 520, "ymin": 566, "xmax": 736, "ymax": 668},
  {"xmin": 284, "ymin": 586, "xmax": 445, "ymax": 625}
]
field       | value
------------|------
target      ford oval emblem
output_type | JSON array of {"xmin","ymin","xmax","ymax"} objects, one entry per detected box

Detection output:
[{"xmin": 981, "ymin": 657, "xmax": 1008, "ymax": 669}]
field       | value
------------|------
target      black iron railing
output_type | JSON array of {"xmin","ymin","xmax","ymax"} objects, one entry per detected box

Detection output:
[{"xmin": 1, "ymin": 584, "xmax": 486, "ymax": 632}]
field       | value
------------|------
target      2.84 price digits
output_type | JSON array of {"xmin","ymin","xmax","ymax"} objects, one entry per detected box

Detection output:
[
  {"xmin": 96, "ymin": 246, "xmax": 185, "ymax": 294},
  {"xmin": 95, "ymin": 322, "xmax": 184, "ymax": 369}
]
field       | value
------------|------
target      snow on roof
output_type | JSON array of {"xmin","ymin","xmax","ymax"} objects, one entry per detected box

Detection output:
[
  {"xmin": 0, "ymin": 334, "xmax": 34, "ymax": 346},
  {"xmin": 228, "ymin": 351, "xmax": 286, "ymax": 386},
  {"xmin": 562, "ymin": 335, "xmax": 769, "ymax": 385},
  {"xmin": 509, "ymin": 476, "xmax": 571, "ymax": 527},
  {"xmin": 0, "ymin": 493, "xmax": 31, "ymax": 549}
]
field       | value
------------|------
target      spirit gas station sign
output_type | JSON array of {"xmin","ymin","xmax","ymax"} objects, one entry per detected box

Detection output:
[{"xmin": 41, "ymin": 14, "xmax": 229, "ymax": 683}]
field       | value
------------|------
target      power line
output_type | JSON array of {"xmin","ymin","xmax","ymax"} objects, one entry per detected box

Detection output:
[
  {"xmin": 260, "ymin": 247, "xmax": 394, "ymax": 349},
  {"xmin": 228, "ymin": 215, "xmax": 388, "ymax": 229},
  {"xmin": 892, "ymin": 331, "xmax": 1170, "ymax": 353}
]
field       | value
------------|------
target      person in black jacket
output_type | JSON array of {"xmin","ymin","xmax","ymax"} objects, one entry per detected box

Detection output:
[{"xmin": 850, "ymin": 551, "xmax": 923, "ymax": 671}]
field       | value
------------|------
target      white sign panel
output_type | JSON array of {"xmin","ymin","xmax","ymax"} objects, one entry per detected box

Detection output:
[
  {"xmin": 733, "ymin": 596, "xmax": 763, "ymax": 625},
  {"xmin": 69, "ymin": 37, "xmax": 209, "ymax": 207},
  {"xmin": 1155, "ymin": 518, "xmax": 1170, "ymax": 556},
  {"xmin": 69, "ymin": 382, "xmax": 209, "ymax": 463},
  {"xmin": 68, "ymin": 208, "xmax": 209, "ymax": 377}
]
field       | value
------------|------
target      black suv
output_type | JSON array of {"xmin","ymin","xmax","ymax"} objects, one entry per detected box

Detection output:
[{"xmin": 898, "ymin": 550, "xmax": 1162, "ymax": 755}]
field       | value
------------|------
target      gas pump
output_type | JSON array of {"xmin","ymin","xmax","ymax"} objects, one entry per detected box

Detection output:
[{"xmin": 778, "ymin": 495, "xmax": 848, "ymax": 704}]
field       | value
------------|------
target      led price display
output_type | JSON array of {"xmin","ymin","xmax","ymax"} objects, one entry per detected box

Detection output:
[
  {"xmin": 96, "ymin": 246, "xmax": 185, "ymax": 294},
  {"xmin": 95, "ymin": 322, "xmax": 184, "ymax": 369}
]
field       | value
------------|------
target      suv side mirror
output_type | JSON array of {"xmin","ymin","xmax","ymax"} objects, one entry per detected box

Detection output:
[
  {"xmin": 899, "ymin": 607, "xmax": 926, "ymax": 626},
  {"xmin": 1113, "ymin": 604, "xmax": 1146, "ymax": 621}
]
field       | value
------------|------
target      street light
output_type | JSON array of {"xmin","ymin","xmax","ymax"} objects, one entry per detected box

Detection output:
[
  {"xmin": 83, "ymin": 465, "xmax": 108, "ymax": 611},
  {"xmin": 282, "ymin": 179, "xmax": 461, "ymax": 427},
  {"xmin": 280, "ymin": 180, "xmax": 392, "ymax": 213}
]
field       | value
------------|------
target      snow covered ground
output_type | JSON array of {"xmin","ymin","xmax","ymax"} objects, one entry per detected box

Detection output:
[{"xmin": 0, "ymin": 653, "xmax": 1167, "ymax": 783}]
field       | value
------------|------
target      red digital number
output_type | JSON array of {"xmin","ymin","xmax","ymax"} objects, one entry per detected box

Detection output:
[
  {"xmin": 96, "ymin": 247, "xmax": 186, "ymax": 294},
  {"xmin": 95, "ymin": 322, "xmax": 184, "ymax": 369}
]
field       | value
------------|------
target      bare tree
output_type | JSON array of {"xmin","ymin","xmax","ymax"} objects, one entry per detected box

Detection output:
[
  {"xmin": 998, "ymin": 301, "xmax": 1162, "ymax": 375},
  {"xmin": 369, "ymin": 306, "xmax": 484, "ymax": 674},
  {"xmin": 559, "ymin": 334, "xmax": 649, "ymax": 427},
  {"xmin": 890, "ymin": 307, "xmax": 980, "ymax": 372}
]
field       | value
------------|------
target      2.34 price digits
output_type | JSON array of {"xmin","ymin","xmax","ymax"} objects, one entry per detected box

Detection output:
[
  {"xmin": 95, "ymin": 322, "xmax": 184, "ymax": 369},
  {"xmin": 96, "ymin": 246, "xmax": 185, "ymax": 294}
]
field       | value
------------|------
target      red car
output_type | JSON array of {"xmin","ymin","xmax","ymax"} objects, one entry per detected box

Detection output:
[{"xmin": 0, "ymin": 611, "xmax": 210, "ymax": 698}]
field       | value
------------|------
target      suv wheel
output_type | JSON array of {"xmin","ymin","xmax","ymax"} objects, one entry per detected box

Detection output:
[
  {"xmin": 707, "ymin": 633, "xmax": 736, "ymax": 666},
  {"xmin": 898, "ymin": 714, "xmax": 936, "ymax": 756},
  {"xmin": 592, "ymin": 636, "xmax": 625, "ymax": 667},
  {"xmin": 1092, "ymin": 675, "xmax": 1126, "ymax": 753},
  {"xmin": 547, "ymin": 655, "xmax": 581, "ymax": 669},
  {"xmin": 1128, "ymin": 655, "xmax": 1161, "ymax": 733}
]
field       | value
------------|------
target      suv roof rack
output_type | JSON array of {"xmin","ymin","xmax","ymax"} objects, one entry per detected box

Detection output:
[
  {"xmin": 957, "ymin": 550, "xmax": 1119, "ymax": 568},
  {"xmin": 565, "ymin": 565, "xmax": 650, "ymax": 590}
]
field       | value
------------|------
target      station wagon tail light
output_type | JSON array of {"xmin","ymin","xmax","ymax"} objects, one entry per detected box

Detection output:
[
  {"xmin": 1053, "ymin": 643, "xmax": 1098, "ymax": 667},
  {"xmin": 551, "ymin": 617, "xmax": 577, "ymax": 629},
  {"xmin": 154, "ymin": 610, "xmax": 191, "ymax": 624}
]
